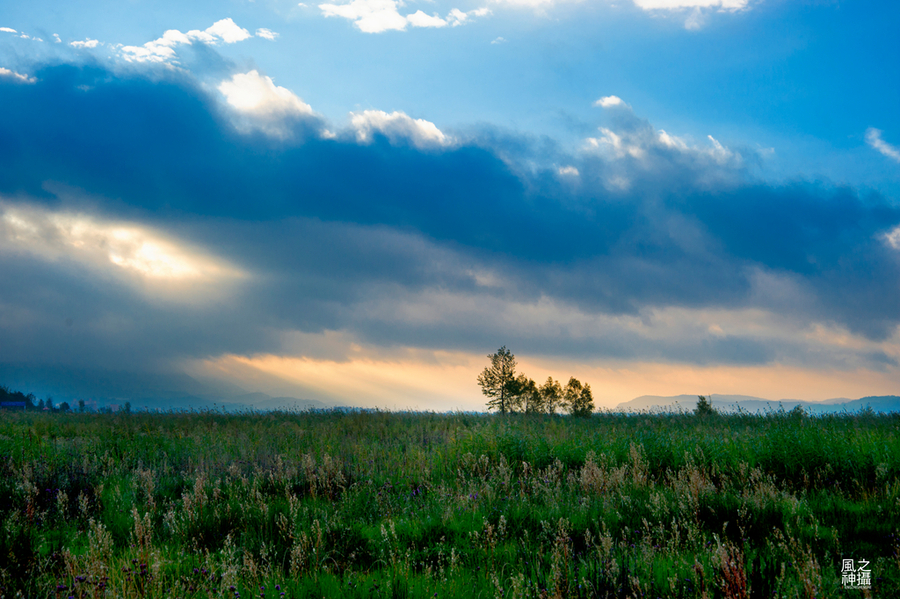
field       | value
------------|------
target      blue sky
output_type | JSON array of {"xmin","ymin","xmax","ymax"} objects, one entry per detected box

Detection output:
[{"xmin": 0, "ymin": 0, "xmax": 898, "ymax": 409}]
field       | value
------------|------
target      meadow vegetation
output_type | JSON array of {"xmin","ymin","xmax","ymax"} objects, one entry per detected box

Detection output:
[{"xmin": 0, "ymin": 404, "xmax": 898, "ymax": 598}]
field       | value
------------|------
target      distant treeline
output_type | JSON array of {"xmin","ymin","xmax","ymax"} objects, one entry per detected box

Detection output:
[{"xmin": 0, "ymin": 385, "xmax": 126, "ymax": 413}]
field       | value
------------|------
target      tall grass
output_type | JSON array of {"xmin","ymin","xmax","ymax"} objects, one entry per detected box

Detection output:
[{"xmin": 0, "ymin": 407, "xmax": 897, "ymax": 597}]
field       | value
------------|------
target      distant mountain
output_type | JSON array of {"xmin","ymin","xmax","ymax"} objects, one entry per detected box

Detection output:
[
  {"xmin": 617, "ymin": 394, "xmax": 900, "ymax": 414},
  {"xmin": 0, "ymin": 363, "xmax": 332, "ymax": 412}
]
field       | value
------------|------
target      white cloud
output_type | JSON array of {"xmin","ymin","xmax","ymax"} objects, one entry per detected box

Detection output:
[
  {"xmin": 121, "ymin": 29, "xmax": 187, "ymax": 63},
  {"xmin": 706, "ymin": 134, "xmax": 736, "ymax": 164},
  {"xmin": 491, "ymin": 36, "xmax": 507, "ymax": 44},
  {"xmin": 0, "ymin": 67, "xmax": 36, "ymax": 84},
  {"xmin": 866, "ymin": 128, "xmax": 900, "ymax": 164},
  {"xmin": 70, "ymin": 39, "xmax": 100, "ymax": 49},
  {"xmin": 447, "ymin": 7, "xmax": 491, "ymax": 26},
  {"xmin": 584, "ymin": 103, "xmax": 744, "ymax": 190},
  {"xmin": 120, "ymin": 45, "xmax": 174, "ymax": 63},
  {"xmin": 884, "ymin": 226, "xmax": 900, "ymax": 251},
  {"xmin": 159, "ymin": 29, "xmax": 193, "ymax": 45},
  {"xmin": 557, "ymin": 165, "xmax": 579, "ymax": 177},
  {"xmin": 256, "ymin": 28, "xmax": 279, "ymax": 40},
  {"xmin": 407, "ymin": 10, "xmax": 448, "ymax": 28},
  {"xmin": 493, "ymin": 0, "xmax": 557, "ymax": 7},
  {"xmin": 587, "ymin": 124, "xmax": 740, "ymax": 166},
  {"xmin": 218, "ymin": 70, "xmax": 313, "ymax": 118},
  {"xmin": 350, "ymin": 110, "xmax": 451, "ymax": 149},
  {"xmin": 319, "ymin": 0, "xmax": 409, "ymax": 33},
  {"xmin": 320, "ymin": 0, "xmax": 488, "ymax": 33},
  {"xmin": 684, "ymin": 7, "xmax": 705, "ymax": 30},
  {"xmin": 594, "ymin": 95, "xmax": 625, "ymax": 108},
  {"xmin": 631, "ymin": 0, "xmax": 750, "ymax": 29},
  {"xmin": 657, "ymin": 129, "xmax": 688, "ymax": 150},
  {"xmin": 0, "ymin": 27, "xmax": 16, "ymax": 34},
  {"xmin": 121, "ymin": 19, "xmax": 252, "ymax": 63},
  {"xmin": 632, "ymin": 0, "xmax": 748, "ymax": 9},
  {"xmin": 53, "ymin": 33, "xmax": 61, "ymax": 43},
  {"xmin": 448, "ymin": 8, "xmax": 469, "ymax": 24},
  {"xmin": 587, "ymin": 127, "xmax": 646, "ymax": 160},
  {"xmin": 204, "ymin": 18, "xmax": 252, "ymax": 43}
]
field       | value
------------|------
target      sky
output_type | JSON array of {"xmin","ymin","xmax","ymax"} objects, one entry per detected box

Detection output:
[{"xmin": 0, "ymin": 0, "xmax": 898, "ymax": 410}]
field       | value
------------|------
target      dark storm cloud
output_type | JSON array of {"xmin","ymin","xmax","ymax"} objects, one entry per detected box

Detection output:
[
  {"xmin": 0, "ymin": 64, "xmax": 623, "ymax": 258},
  {"xmin": 0, "ymin": 62, "xmax": 898, "ymax": 386}
]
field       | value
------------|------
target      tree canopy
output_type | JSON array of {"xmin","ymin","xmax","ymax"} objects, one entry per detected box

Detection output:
[
  {"xmin": 476, "ymin": 346, "xmax": 518, "ymax": 414},
  {"xmin": 477, "ymin": 348, "xmax": 595, "ymax": 417},
  {"xmin": 695, "ymin": 395, "xmax": 716, "ymax": 417}
]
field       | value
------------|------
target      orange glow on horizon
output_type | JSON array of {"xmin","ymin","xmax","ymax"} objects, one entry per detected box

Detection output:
[{"xmin": 191, "ymin": 350, "xmax": 900, "ymax": 411}]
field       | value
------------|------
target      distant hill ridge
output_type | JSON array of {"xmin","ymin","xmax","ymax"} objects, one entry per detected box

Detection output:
[
  {"xmin": 617, "ymin": 394, "xmax": 900, "ymax": 414},
  {"xmin": 0, "ymin": 364, "xmax": 332, "ymax": 413}
]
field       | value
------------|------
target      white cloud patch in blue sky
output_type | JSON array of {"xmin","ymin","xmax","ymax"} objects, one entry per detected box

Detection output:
[
  {"xmin": 583, "ymin": 97, "xmax": 745, "ymax": 192},
  {"xmin": 630, "ymin": 0, "xmax": 751, "ymax": 30},
  {"xmin": 218, "ymin": 70, "xmax": 316, "ymax": 138},
  {"xmin": 593, "ymin": 95, "xmax": 625, "ymax": 108},
  {"xmin": 255, "ymin": 28, "xmax": 279, "ymax": 40},
  {"xmin": 866, "ymin": 128, "xmax": 900, "ymax": 164},
  {"xmin": 407, "ymin": 10, "xmax": 450, "ymax": 28},
  {"xmin": 632, "ymin": 0, "xmax": 748, "ymax": 8},
  {"xmin": 0, "ymin": 67, "xmax": 35, "ymax": 83},
  {"xmin": 219, "ymin": 70, "xmax": 313, "ymax": 116},
  {"xmin": 318, "ymin": 0, "xmax": 489, "ymax": 33},
  {"xmin": 70, "ymin": 39, "xmax": 100, "ymax": 49},
  {"xmin": 350, "ymin": 110, "xmax": 452, "ymax": 148},
  {"xmin": 448, "ymin": 7, "xmax": 491, "ymax": 25},
  {"xmin": 884, "ymin": 226, "xmax": 900, "ymax": 251},
  {"xmin": 120, "ymin": 18, "xmax": 252, "ymax": 63},
  {"xmin": 318, "ymin": 0, "xmax": 409, "ymax": 33}
]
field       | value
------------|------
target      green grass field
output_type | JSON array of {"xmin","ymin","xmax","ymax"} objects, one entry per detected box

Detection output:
[{"xmin": 1, "ymin": 407, "xmax": 897, "ymax": 598}]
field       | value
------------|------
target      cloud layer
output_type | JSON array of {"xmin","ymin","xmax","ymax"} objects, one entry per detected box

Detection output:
[{"xmin": 0, "ymin": 63, "xmax": 898, "ymax": 404}]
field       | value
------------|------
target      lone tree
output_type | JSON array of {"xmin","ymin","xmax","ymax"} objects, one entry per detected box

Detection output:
[
  {"xmin": 477, "ymin": 346, "xmax": 517, "ymax": 414},
  {"xmin": 695, "ymin": 395, "xmax": 716, "ymax": 417}
]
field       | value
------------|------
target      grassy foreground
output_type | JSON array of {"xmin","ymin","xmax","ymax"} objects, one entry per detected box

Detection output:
[{"xmin": 1, "ymin": 407, "xmax": 898, "ymax": 598}]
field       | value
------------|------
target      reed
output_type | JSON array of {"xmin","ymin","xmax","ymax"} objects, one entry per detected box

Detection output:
[{"xmin": 0, "ymin": 407, "xmax": 897, "ymax": 597}]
